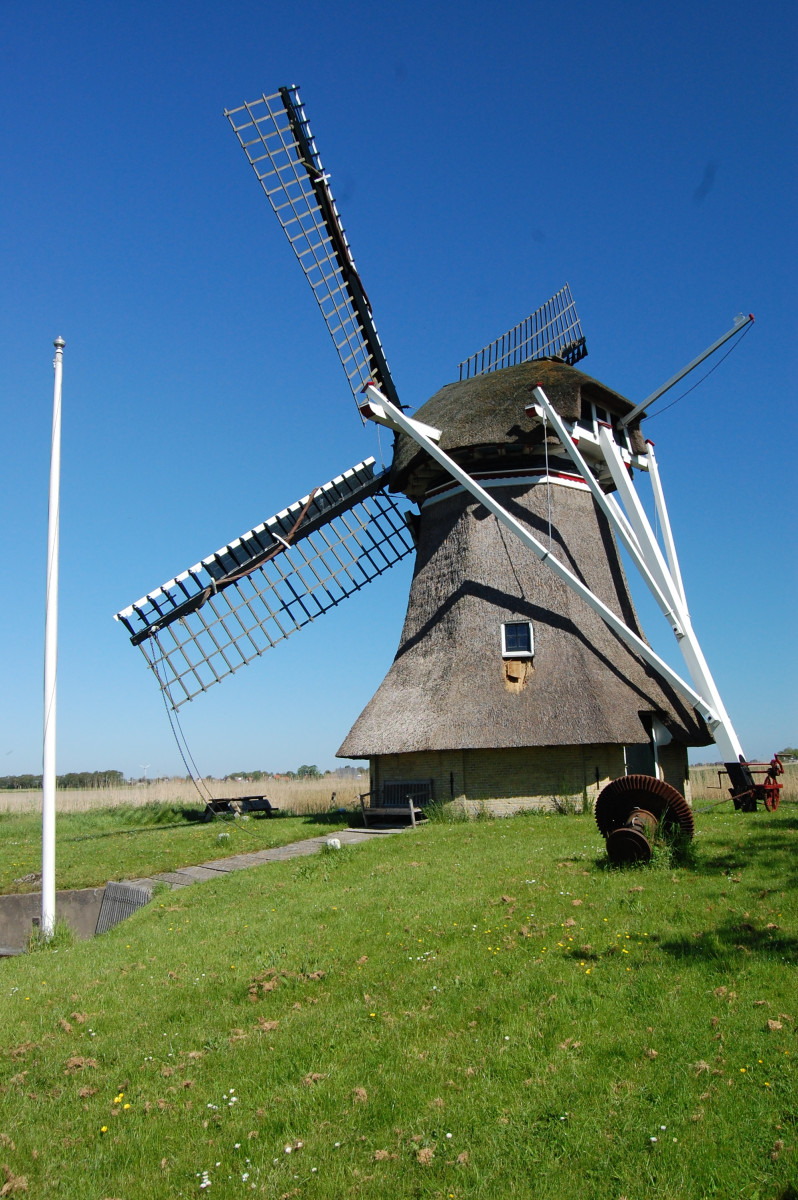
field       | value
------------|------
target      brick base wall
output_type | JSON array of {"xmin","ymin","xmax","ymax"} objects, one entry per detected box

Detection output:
[
  {"xmin": 370, "ymin": 741, "xmax": 691, "ymax": 816},
  {"xmin": 372, "ymin": 744, "xmax": 624, "ymax": 815}
]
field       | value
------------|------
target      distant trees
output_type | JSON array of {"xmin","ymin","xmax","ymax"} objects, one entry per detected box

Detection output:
[
  {"xmin": 59, "ymin": 771, "xmax": 126, "ymax": 789},
  {"xmin": 296, "ymin": 764, "xmax": 322, "ymax": 779},
  {"xmin": 221, "ymin": 765, "xmax": 344, "ymax": 781},
  {"xmin": 223, "ymin": 770, "xmax": 270, "ymax": 783},
  {"xmin": 0, "ymin": 774, "xmax": 42, "ymax": 790},
  {"xmin": 777, "ymin": 747, "xmax": 797, "ymax": 761},
  {"xmin": 0, "ymin": 770, "xmax": 125, "ymax": 791},
  {"xmin": 0, "ymin": 766, "xmax": 368, "ymax": 792}
]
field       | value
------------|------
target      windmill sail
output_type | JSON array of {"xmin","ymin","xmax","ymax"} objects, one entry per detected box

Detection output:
[
  {"xmin": 458, "ymin": 283, "xmax": 587, "ymax": 380},
  {"xmin": 224, "ymin": 87, "xmax": 400, "ymax": 409},
  {"xmin": 114, "ymin": 459, "xmax": 413, "ymax": 708}
]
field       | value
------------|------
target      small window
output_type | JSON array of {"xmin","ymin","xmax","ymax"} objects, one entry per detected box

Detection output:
[{"xmin": 501, "ymin": 621, "xmax": 534, "ymax": 658}]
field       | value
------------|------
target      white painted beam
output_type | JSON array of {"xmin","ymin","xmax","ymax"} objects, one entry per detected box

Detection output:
[{"xmin": 360, "ymin": 385, "xmax": 719, "ymax": 730}]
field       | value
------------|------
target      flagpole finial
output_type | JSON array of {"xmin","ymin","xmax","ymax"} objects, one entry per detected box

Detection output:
[{"xmin": 54, "ymin": 336, "xmax": 65, "ymax": 349}]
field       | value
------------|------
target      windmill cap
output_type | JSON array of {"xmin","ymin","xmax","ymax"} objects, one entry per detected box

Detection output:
[{"xmin": 391, "ymin": 359, "xmax": 644, "ymax": 496}]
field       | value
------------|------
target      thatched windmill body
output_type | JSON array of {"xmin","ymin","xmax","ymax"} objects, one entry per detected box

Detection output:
[
  {"xmin": 115, "ymin": 86, "xmax": 761, "ymax": 816},
  {"xmin": 339, "ymin": 359, "xmax": 709, "ymax": 811}
]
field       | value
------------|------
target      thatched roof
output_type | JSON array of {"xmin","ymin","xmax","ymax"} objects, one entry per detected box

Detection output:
[
  {"xmin": 338, "ymin": 481, "xmax": 711, "ymax": 758},
  {"xmin": 391, "ymin": 359, "xmax": 646, "ymax": 500}
]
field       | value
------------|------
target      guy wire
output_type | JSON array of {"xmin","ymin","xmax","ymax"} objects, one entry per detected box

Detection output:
[
  {"xmin": 151, "ymin": 632, "xmax": 213, "ymax": 806},
  {"xmin": 149, "ymin": 633, "xmax": 285, "ymax": 838},
  {"xmin": 646, "ymin": 323, "xmax": 753, "ymax": 423}
]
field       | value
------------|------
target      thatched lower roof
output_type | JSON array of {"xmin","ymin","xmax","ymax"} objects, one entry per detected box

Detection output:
[
  {"xmin": 391, "ymin": 360, "xmax": 647, "ymax": 499},
  {"xmin": 338, "ymin": 480, "xmax": 710, "ymax": 758}
]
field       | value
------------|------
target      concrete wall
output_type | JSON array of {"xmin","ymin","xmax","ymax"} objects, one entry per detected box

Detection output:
[{"xmin": 0, "ymin": 887, "xmax": 105, "ymax": 952}]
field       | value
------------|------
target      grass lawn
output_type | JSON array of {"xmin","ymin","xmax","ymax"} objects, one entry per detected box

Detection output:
[
  {"xmin": 0, "ymin": 808, "xmax": 795, "ymax": 1198},
  {"xmin": 0, "ymin": 805, "xmax": 353, "ymax": 895}
]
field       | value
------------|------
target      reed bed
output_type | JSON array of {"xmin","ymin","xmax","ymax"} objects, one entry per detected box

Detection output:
[
  {"xmin": 3, "ymin": 763, "xmax": 793, "ymax": 815},
  {"xmin": 0, "ymin": 774, "xmax": 367, "ymax": 816}
]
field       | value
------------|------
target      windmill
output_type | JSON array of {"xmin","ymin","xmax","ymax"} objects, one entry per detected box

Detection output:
[{"xmin": 114, "ymin": 86, "xmax": 778, "ymax": 840}]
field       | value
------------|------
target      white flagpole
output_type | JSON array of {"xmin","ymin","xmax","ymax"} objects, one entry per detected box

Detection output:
[{"xmin": 42, "ymin": 336, "xmax": 64, "ymax": 939}]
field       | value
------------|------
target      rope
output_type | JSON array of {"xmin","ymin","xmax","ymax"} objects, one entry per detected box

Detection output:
[
  {"xmin": 221, "ymin": 488, "xmax": 319, "ymax": 587},
  {"xmin": 148, "ymin": 634, "xmax": 299, "ymax": 838},
  {"xmin": 151, "ymin": 632, "xmax": 213, "ymax": 806},
  {"xmin": 496, "ymin": 521, "xmax": 526, "ymax": 603},
  {"xmin": 646, "ymin": 323, "xmax": 753, "ymax": 423}
]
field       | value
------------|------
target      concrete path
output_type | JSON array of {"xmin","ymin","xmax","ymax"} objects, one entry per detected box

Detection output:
[
  {"xmin": 0, "ymin": 826, "xmax": 411, "ymax": 952},
  {"xmin": 131, "ymin": 825, "xmax": 406, "ymax": 892}
]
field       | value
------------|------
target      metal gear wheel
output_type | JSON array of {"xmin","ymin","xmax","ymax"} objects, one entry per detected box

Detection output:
[{"xmin": 595, "ymin": 774, "xmax": 694, "ymax": 838}]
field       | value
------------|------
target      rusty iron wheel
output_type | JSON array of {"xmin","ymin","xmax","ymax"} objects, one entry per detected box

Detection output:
[
  {"xmin": 595, "ymin": 774, "xmax": 694, "ymax": 840},
  {"xmin": 605, "ymin": 822, "xmax": 654, "ymax": 864}
]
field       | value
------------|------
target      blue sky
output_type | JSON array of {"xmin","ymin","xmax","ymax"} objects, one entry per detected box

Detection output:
[{"xmin": 1, "ymin": 0, "xmax": 795, "ymax": 779}]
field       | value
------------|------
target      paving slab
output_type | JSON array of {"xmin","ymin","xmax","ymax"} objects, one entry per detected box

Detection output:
[
  {"xmin": 146, "ymin": 824, "xmax": 410, "ymax": 891},
  {"xmin": 2, "ymin": 825, "xmax": 416, "ymax": 951},
  {"xmin": 154, "ymin": 865, "xmax": 231, "ymax": 887}
]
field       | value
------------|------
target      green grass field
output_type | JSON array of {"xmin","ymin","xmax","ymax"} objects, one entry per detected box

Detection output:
[
  {"xmin": 1, "ymin": 808, "xmax": 795, "ymax": 1198},
  {"xmin": 0, "ymin": 805, "xmax": 352, "ymax": 894}
]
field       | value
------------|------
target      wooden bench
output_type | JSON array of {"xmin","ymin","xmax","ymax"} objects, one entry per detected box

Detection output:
[
  {"xmin": 204, "ymin": 794, "xmax": 280, "ymax": 820},
  {"xmin": 358, "ymin": 792, "xmax": 426, "ymax": 828}
]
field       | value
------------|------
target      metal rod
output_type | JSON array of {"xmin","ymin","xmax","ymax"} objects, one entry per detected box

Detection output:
[
  {"xmin": 618, "ymin": 313, "xmax": 754, "ymax": 428},
  {"xmin": 42, "ymin": 337, "xmax": 64, "ymax": 940},
  {"xmin": 361, "ymin": 385, "xmax": 718, "ymax": 728}
]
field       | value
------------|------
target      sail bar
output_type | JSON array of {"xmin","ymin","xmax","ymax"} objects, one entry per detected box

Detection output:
[
  {"xmin": 224, "ymin": 87, "xmax": 400, "ymax": 410},
  {"xmin": 458, "ymin": 283, "xmax": 587, "ymax": 381},
  {"xmin": 114, "ymin": 459, "xmax": 414, "ymax": 708}
]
